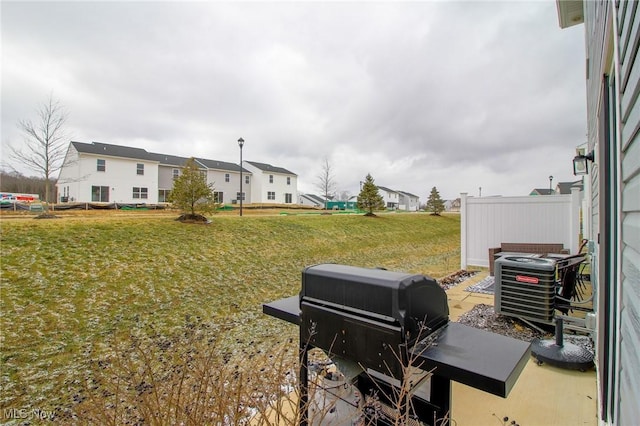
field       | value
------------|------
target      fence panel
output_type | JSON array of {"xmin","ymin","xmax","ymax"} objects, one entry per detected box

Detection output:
[{"xmin": 461, "ymin": 190, "xmax": 582, "ymax": 269}]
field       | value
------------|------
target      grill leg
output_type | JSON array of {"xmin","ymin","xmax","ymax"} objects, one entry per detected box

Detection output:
[{"xmin": 430, "ymin": 375, "xmax": 451, "ymax": 425}]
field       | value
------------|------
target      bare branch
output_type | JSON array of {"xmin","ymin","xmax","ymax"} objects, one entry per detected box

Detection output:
[
  {"xmin": 9, "ymin": 94, "xmax": 70, "ymax": 209},
  {"xmin": 315, "ymin": 157, "xmax": 337, "ymax": 210}
]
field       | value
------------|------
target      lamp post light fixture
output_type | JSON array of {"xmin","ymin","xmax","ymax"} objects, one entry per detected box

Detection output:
[
  {"xmin": 549, "ymin": 175, "xmax": 553, "ymax": 194},
  {"xmin": 238, "ymin": 137, "xmax": 244, "ymax": 216},
  {"xmin": 572, "ymin": 151, "xmax": 595, "ymax": 176}
]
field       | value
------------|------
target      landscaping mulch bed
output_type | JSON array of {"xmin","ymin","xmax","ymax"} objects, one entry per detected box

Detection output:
[
  {"xmin": 438, "ymin": 269, "xmax": 478, "ymax": 290},
  {"xmin": 440, "ymin": 271, "xmax": 594, "ymax": 354}
]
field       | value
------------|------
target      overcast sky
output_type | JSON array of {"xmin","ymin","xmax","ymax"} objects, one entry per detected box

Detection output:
[{"xmin": 1, "ymin": 1, "xmax": 586, "ymax": 201}]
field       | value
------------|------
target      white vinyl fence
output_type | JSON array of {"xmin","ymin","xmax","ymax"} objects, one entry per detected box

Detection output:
[{"xmin": 460, "ymin": 189, "xmax": 582, "ymax": 269}]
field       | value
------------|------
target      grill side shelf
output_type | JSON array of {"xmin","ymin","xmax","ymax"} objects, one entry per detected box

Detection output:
[{"xmin": 415, "ymin": 323, "xmax": 531, "ymax": 398}]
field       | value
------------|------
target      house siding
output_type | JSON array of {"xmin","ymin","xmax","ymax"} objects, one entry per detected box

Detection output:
[
  {"xmin": 58, "ymin": 145, "xmax": 159, "ymax": 203},
  {"xmin": 56, "ymin": 142, "xmax": 295, "ymax": 205},
  {"xmin": 57, "ymin": 144, "xmax": 80, "ymax": 202},
  {"xmin": 242, "ymin": 162, "xmax": 297, "ymax": 204},
  {"xmin": 205, "ymin": 169, "xmax": 249, "ymax": 205},
  {"xmin": 579, "ymin": 0, "xmax": 640, "ymax": 423},
  {"xmin": 615, "ymin": 1, "xmax": 640, "ymax": 424}
]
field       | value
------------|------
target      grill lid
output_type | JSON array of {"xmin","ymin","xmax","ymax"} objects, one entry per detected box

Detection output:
[{"xmin": 301, "ymin": 263, "xmax": 449, "ymax": 338}]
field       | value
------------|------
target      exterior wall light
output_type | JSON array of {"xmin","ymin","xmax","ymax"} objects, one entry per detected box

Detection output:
[{"xmin": 573, "ymin": 151, "xmax": 595, "ymax": 176}]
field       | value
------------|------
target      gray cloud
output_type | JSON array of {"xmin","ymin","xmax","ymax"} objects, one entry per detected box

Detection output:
[{"xmin": 1, "ymin": 1, "xmax": 586, "ymax": 200}]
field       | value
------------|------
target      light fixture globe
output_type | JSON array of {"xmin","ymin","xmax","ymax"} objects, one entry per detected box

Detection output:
[{"xmin": 572, "ymin": 151, "xmax": 594, "ymax": 176}]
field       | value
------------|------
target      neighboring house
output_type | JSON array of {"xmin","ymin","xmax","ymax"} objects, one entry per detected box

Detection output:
[
  {"xmin": 148, "ymin": 152, "xmax": 192, "ymax": 203},
  {"xmin": 557, "ymin": 1, "xmax": 640, "ymax": 424},
  {"xmin": 530, "ymin": 181, "xmax": 583, "ymax": 196},
  {"xmin": 56, "ymin": 141, "xmax": 302, "ymax": 205},
  {"xmin": 57, "ymin": 141, "xmax": 161, "ymax": 204},
  {"xmin": 555, "ymin": 180, "xmax": 583, "ymax": 195},
  {"xmin": 298, "ymin": 193, "xmax": 325, "ymax": 208},
  {"xmin": 397, "ymin": 191, "xmax": 420, "ymax": 211},
  {"xmin": 444, "ymin": 198, "xmax": 461, "ymax": 212},
  {"xmin": 529, "ymin": 188, "xmax": 554, "ymax": 195},
  {"xmin": 195, "ymin": 157, "xmax": 250, "ymax": 205},
  {"xmin": 242, "ymin": 161, "xmax": 298, "ymax": 205},
  {"xmin": 377, "ymin": 186, "xmax": 400, "ymax": 209}
]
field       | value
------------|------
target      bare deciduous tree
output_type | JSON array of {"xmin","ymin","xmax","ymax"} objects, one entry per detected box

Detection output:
[
  {"xmin": 338, "ymin": 190, "xmax": 351, "ymax": 202},
  {"xmin": 9, "ymin": 95, "xmax": 69, "ymax": 214},
  {"xmin": 315, "ymin": 157, "xmax": 337, "ymax": 210}
]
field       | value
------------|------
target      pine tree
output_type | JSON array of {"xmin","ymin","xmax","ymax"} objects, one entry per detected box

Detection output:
[
  {"xmin": 168, "ymin": 157, "xmax": 218, "ymax": 220},
  {"xmin": 357, "ymin": 173, "xmax": 385, "ymax": 216},
  {"xmin": 425, "ymin": 186, "xmax": 445, "ymax": 216}
]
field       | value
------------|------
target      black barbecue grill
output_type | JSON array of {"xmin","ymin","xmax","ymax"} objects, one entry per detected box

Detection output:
[
  {"xmin": 301, "ymin": 264, "xmax": 448, "ymax": 379},
  {"xmin": 264, "ymin": 264, "xmax": 531, "ymax": 425}
]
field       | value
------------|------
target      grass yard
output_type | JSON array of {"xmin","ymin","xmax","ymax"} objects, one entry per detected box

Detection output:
[{"xmin": 0, "ymin": 211, "xmax": 461, "ymax": 423}]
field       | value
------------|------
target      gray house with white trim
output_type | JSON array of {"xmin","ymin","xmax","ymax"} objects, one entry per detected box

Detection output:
[{"xmin": 557, "ymin": 1, "xmax": 640, "ymax": 424}]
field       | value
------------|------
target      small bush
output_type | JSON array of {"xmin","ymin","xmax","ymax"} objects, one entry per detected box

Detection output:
[{"xmin": 76, "ymin": 317, "xmax": 298, "ymax": 425}]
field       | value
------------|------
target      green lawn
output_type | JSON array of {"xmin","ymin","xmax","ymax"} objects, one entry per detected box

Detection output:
[{"xmin": 0, "ymin": 212, "xmax": 460, "ymax": 419}]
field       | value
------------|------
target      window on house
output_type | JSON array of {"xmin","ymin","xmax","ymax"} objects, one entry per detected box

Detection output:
[
  {"xmin": 287, "ymin": 177, "xmax": 291, "ymax": 185},
  {"xmin": 158, "ymin": 189, "xmax": 170, "ymax": 202},
  {"xmin": 236, "ymin": 192, "xmax": 245, "ymax": 201},
  {"xmin": 214, "ymin": 192, "xmax": 223, "ymax": 203},
  {"xmin": 269, "ymin": 175, "xmax": 274, "ymax": 183},
  {"xmin": 173, "ymin": 169, "xmax": 180, "ymax": 179},
  {"xmin": 137, "ymin": 163, "xmax": 144, "ymax": 175},
  {"xmin": 133, "ymin": 187, "xmax": 148, "ymax": 199},
  {"xmin": 285, "ymin": 193, "xmax": 292, "ymax": 203},
  {"xmin": 267, "ymin": 191, "xmax": 275, "ymax": 200},
  {"xmin": 91, "ymin": 186, "xmax": 109, "ymax": 202},
  {"xmin": 245, "ymin": 175, "xmax": 249, "ymax": 184},
  {"xmin": 225, "ymin": 174, "xmax": 230, "ymax": 182},
  {"xmin": 97, "ymin": 159, "xmax": 106, "ymax": 172}
]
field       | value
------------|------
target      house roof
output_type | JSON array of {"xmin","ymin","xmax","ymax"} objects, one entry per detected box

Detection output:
[
  {"xmin": 147, "ymin": 152, "xmax": 192, "ymax": 167},
  {"xmin": 556, "ymin": 180, "xmax": 583, "ymax": 194},
  {"xmin": 72, "ymin": 141, "xmax": 156, "ymax": 161},
  {"xmin": 530, "ymin": 188, "xmax": 554, "ymax": 195},
  {"xmin": 377, "ymin": 186, "xmax": 399, "ymax": 194},
  {"xmin": 70, "ymin": 141, "xmax": 246, "ymax": 173},
  {"xmin": 245, "ymin": 161, "xmax": 296, "ymax": 176},
  {"xmin": 398, "ymin": 190, "xmax": 419, "ymax": 198},
  {"xmin": 195, "ymin": 158, "xmax": 250, "ymax": 173},
  {"xmin": 301, "ymin": 194, "xmax": 325, "ymax": 204}
]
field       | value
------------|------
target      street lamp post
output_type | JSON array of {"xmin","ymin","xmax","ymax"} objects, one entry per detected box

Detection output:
[
  {"xmin": 238, "ymin": 138, "xmax": 244, "ymax": 216},
  {"xmin": 549, "ymin": 175, "xmax": 553, "ymax": 194}
]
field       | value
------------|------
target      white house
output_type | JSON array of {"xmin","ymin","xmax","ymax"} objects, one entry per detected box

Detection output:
[
  {"xmin": 57, "ymin": 142, "xmax": 161, "ymax": 204},
  {"xmin": 242, "ymin": 161, "xmax": 298, "ymax": 205},
  {"xmin": 377, "ymin": 186, "xmax": 400, "ymax": 209},
  {"xmin": 56, "ymin": 142, "xmax": 298, "ymax": 206}
]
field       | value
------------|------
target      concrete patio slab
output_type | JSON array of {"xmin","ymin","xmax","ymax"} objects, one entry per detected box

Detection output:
[{"xmin": 447, "ymin": 272, "xmax": 597, "ymax": 426}]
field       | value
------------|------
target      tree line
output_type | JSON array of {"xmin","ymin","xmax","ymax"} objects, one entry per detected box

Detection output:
[{"xmin": 0, "ymin": 170, "xmax": 48, "ymax": 199}]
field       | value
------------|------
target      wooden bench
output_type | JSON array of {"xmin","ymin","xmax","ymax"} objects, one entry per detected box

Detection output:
[{"xmin": 489, "ymin": 243, "xmax": 569, "ymax": 276}]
